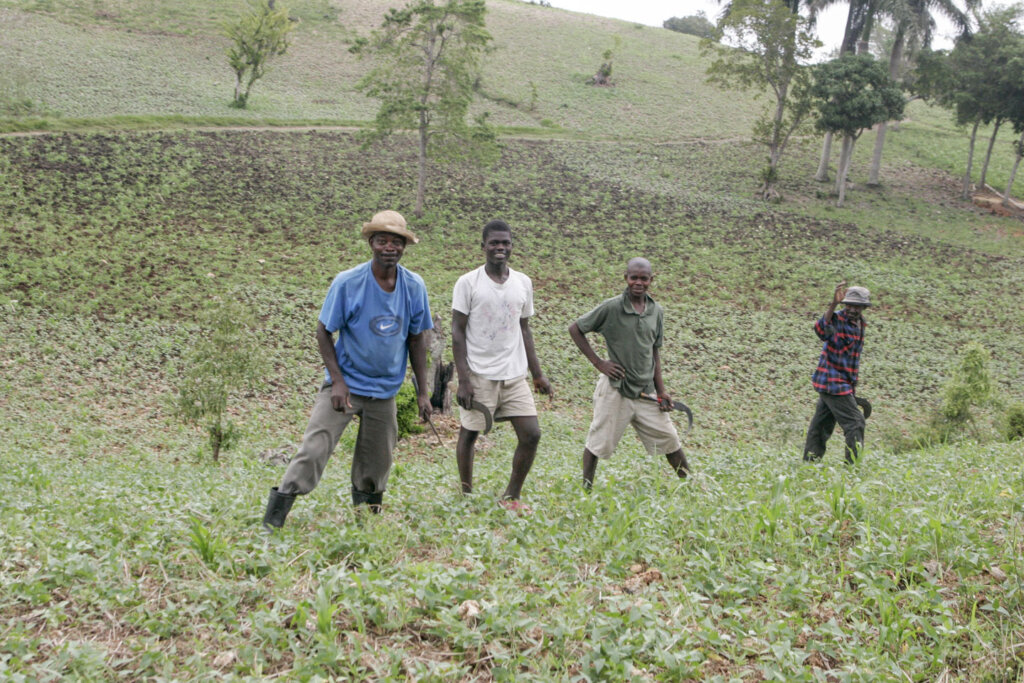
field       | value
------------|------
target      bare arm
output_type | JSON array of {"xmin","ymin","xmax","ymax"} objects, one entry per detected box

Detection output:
[
  {"xmin": 521, "ymin": 317, "xmax": 551, "ymax": 396},
  {"xmin": 652, "ymin": 346, "xmax": 672, "ymax": 411},
  {"xmin": 569, "ymin": 322, "xmax": 624, "ymax": 380},
  {"xmin": 407, "ymin": 330, "xmax": 432, "ymax": 421},
  {"xmin": 405, "ymin": 331, "xmax": 430, "ymax": 421},
  {"xmin": 823, "ymin": 282, "xmax": 846, "ymax": 324},
  {"xmin": 316, "ymin": 321, "xmax": 351, "ymax": 412},
  {"xmin": 451, "ymin": 310, "xmax": 475, "ymax": 408}
]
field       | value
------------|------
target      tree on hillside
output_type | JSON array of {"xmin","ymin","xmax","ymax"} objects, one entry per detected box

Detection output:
[
  {"xmin": 866, "ymin": 0, "xmax": 973, "ymax": 186},
  {"xmin": 999, "ymin": 51, "xmax": 1024, "ymax": 207},
  {"xmin": 351, "ymin": 0, "xmax": 497, "ymax": 218},
  {"xmin": 966, "ymin": 9, "xmax": 1024, "ymax": 194},
  {"xmin": 913, "ymin": 47, "xmax": 977, "ymax": 197},
  {"xmin": 223, "ymin": 0, "xmax": 293, "ymax": 109},
  {"xmin": 664, "ymin": 13, "xmax": 716, "ymax": 38},
  {"xmin": 914, "ymin": 8, "xmax": 1024, "ymax": 199},
  {"xmin": 811, "ymin": 53, "xmax": 904, "ymax": 206},
  {"xmin": 811, "ymin": 0, "xmax": 874, "ymax": 182},
  {"xmin": 703, "ymin": 0, "xmax": 820, "ymax": 201}
]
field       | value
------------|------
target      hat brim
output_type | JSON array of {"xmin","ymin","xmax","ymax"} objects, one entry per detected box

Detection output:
[
  {"xmin": 841, "ymin": 300, "xmax": 871, "ymax": 307},
  {"xmin": 361, "ymin": 223, "xmax": 419, "ymax": 244}
]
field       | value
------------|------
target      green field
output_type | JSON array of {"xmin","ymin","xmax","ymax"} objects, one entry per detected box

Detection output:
[{"xmin": 2, "ymin": 0, "xmax": 1024, "ymax": 680}]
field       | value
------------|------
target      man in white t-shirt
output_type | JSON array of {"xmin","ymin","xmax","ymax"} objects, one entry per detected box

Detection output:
[{"xmin": 452, "ymin": 220, "xmax": 552, "ymax": 509}]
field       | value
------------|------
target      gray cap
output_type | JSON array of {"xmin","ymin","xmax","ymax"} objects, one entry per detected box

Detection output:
[{"xmin": 841, "ymin": 286, "xmax": 871, "ymax": 307}]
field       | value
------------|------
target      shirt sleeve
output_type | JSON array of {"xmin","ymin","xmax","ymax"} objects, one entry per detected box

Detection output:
[
  {"xmin": 653, "ymin": 306, "xmax": 664, "ymax": 349},
  {"xmin": 522, "ymin": 275, "xmax": 535, "ymax": 319},
  {"xmin": 318, "ymin": 274, "xmax": 346, "ymax": 333},
  {"xmin": 814, "ymin": 315, "xmax": 836, "ymax": 341},
  {"xmin": 407, "ymin": 276, "xmax": 433, "ymax": 336},
  {"xmin": 576, "ymin": 299, "xmax": 610, "ymax": 334},
  {"xmin": 452, "ymin": 273, "xmax": 471, "ymax": 316}
]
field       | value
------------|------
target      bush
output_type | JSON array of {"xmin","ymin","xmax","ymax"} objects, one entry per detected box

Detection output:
[
  {"xmin": 919, "ymin": 342, "xmax": 993, "ymax": 445},
  {"xmin": 173, "ymin": 297, "xmax": 266, "ymax": 460},
  {"xmin": 395, "ymin": 382, "xmax": 424, "ymax": 440},
  {"xmin": 663, "ymin": 14, "xmax": 715, "ymax": 39},
  {"xmin": 1003, "ymin": 403, "xmax": 1024, "ymax": 442}
]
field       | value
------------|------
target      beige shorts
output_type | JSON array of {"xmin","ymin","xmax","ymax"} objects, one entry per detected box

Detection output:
[
  {"xmin": 458, "ymin": 372, "xmax": 537, "ymax": 431},
  {"xmin": 584, "ymin": 375, "xmax": 681, "ymax": 459}
]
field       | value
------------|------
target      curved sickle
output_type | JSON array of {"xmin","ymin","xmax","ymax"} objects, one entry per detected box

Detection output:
[{"xmin": 855, "ymin": 396, "xmax": 872, "ymax": 420}]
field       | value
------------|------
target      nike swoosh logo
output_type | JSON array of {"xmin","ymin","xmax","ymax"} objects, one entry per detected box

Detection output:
[{"xmin": 379, "ymin": 322, "xmax": 396, "ymax": 330}]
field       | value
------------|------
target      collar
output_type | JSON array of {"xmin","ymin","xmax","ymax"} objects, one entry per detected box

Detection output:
[
  {"xmin": 620, "ymin": 288, "xmax": 655, "ymax": 315},
  {"xmin": 836, "ymin": 309, "xmax": 865, "ymax": 329}
]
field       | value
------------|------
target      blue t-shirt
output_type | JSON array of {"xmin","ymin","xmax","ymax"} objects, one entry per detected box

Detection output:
[{"xmin": 319, "ymin": 261, "xmax": 433, "ymax": 399}]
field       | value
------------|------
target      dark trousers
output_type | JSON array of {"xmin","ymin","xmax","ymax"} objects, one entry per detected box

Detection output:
[
  {"xmin": 278, "ymin": 387, "xmax": 398, "ymax": 497},
  {"xmin": 803, "ymin": 393, "xmax": 865, "ymax": 463}
]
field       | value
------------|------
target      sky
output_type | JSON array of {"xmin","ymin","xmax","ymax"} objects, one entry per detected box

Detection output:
[{"xmin": 543, "ymin": 0, "xmax": 966, "ymax": 58}]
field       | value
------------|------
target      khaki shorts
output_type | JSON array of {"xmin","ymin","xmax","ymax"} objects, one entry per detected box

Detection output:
[
  {"xmin": 458, "ymin": 372, "xmax": 537, "ymax": 431},
  {"xmin": 584, "ymin": 375, "xmax": 681, "ymax": 459}
]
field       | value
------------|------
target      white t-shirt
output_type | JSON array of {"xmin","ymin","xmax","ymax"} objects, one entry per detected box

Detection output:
[{"xmin": 452, "ymin": 265, "xmax": 535, "ymax": 380}]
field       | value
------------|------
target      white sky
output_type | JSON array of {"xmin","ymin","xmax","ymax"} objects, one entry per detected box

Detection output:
[{"xmin": 544, "ymin": 0, "xmax": 965, "ymax": 58}]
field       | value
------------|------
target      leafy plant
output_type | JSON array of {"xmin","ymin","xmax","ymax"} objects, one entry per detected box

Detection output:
[
  {"xmin": 1002, "ymin": 403, "xmax": 1024, "ymax": 442},
  {"xmin": 395, "ymin": 381, "xmax": 425, "ymax": 440},
  {"xmin": 223, "ymin": 0, "xmax": 293, "ymax": 109},
  {"xmin": 188, "ymin": 516, "xmax": 227, "ymax": 567},
  {"xmin": 922, "ymin": 342, "xmax": 994, "ymax": 444},
  {"xmin": 350, "ymin": 0, "xmax": 497, "ymax": 216},
  {"xmin": 173, "ymin": 296, "xmax": 266, "ymax": 460}
]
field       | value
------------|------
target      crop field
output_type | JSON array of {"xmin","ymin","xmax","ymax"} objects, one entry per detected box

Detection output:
[
  {"xmin": 2, "ymin": 126, "xmax": 1023, "ymax": 680},
  {"xmin": 2, "ymin": 0, "xmax": 1024, "ymax": 679}
]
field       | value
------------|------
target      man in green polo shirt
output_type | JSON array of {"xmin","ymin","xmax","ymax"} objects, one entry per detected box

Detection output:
[{"xmin": 569, "ymin": 257, "xmax": 689, "ymax": 488}]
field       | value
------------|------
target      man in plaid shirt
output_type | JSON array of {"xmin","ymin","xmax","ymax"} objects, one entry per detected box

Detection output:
[{"xmin": 803, "ymin": 282, "xmax": 870, "ymax": 463}]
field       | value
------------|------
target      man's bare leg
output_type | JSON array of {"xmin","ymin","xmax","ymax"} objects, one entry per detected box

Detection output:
[
  {"xmin": 501, "ymin": 416, "xmax": 541, "ymax": 500},
  {"xmin": 456, "ymin": 427, "xmax": 479, "ymax": 494}
]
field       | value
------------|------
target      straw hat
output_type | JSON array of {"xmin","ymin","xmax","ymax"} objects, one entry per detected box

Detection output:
[{"xmin": 361, "ymin": 210, "xmax": 419, "ymax": 244}]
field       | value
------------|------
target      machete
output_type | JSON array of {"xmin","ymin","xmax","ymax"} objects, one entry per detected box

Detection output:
[
  {"xmin": 855, "ymin": 396, "xmax": 872, "ymax": 419},
  {"xmin": 458, "ymin": 397, "xmax": 493, "ymax": 435},
  {"xmin": 638, "ymin": 392, "xmax": 694, "ymax": 431}
]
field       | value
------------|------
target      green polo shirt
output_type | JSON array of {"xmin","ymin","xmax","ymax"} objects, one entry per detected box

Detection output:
[{"xmin": 576, "ymin": 289, "xmax": 664, "ymax": 399}]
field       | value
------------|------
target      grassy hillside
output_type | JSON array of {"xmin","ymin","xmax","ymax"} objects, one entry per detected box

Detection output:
[
  {"xmin": 2, "ymin": 126, "xmax": 1023, "ymax": 679},
  {"xmin": 2, "ymin": 0, "xmax": 1024, "ymax": 680},
  {"xmin": 0, "ymin": 0, "xmax": 760, "ymax": 139}
]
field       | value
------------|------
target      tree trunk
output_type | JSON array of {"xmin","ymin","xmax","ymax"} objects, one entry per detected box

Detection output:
[
  {"xmin": 1002, "ymin": 130, "xmax": 1024, "ymax": 207},
  {"xmin": 761, "ymin": 87, "xmax": 787, "ymax": 201},
  {"xmin": 836, "ymin": 135, "xmax": 856, "ymax": 207},
  {"xmin": 424, "ymin": 314, "xmax": 453, "ymax": 413},
  {"xmin": 868, "ymin": 122, "xmax": 886, "ymax": 186},
  {"xmin": 815, "ymin": 133, "xmax": 833, "ymax": 182},
  {"xmin": 416, "ymin": 111, "xmax": 428, "ymax": 218},
  {"xmin": 834, "ymin": 135, "xmax": 851, "ymax": 196},
  {"xmin": 978, "ymin": 119, "xmax": 1002, "ymax": 191},
  {"xmin": 211, "ymin": 424, "xmax": 222, "ymax": 462},
  {"xmin": 961, "ymin": 120, "xmax": 980, "ymax": 200},
  {"xmin": 868, "ymin": 28, "xmax": 904, "ymax": 187}
]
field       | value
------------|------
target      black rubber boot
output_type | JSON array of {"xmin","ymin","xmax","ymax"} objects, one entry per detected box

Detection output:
[
  {"xmin": 352, "ymin": 488, "xmax": 383, "ymax": 514},
  {"xmin": 262, "ymin": 487, "xmax": 296, "ymax": 532}
]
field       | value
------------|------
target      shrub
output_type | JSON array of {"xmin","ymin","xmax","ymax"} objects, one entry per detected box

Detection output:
[
  {"xmin": 663, "ymin": 14, "xmax": 714, "ymax": 39},
  {"xmin": 921, "ymin": 342, "xmax": 993, "ymax": 444},
  {"xmin": 395, "ymin": 382, "xmax": 424, "ymax": 440},
  {"xmin": 173, "ymin": 297, "xmax": 266, "ymax": 460},
  {"xmin": 1003, "ymin": 403, "xmax": 1024, "ymax": 442}
]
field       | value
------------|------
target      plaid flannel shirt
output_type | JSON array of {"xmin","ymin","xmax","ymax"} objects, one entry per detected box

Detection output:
[{"xmin": 811, "ymin": 309, "xmax": 864, "ymax": 395}]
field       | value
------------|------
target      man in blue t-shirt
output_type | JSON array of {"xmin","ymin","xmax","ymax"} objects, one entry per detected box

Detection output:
[{"xmin": 262, "ymin": 210, "xmax": 433, "ymax": 530}]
